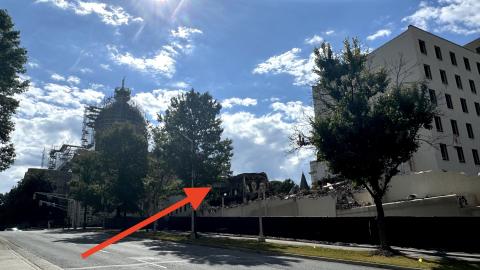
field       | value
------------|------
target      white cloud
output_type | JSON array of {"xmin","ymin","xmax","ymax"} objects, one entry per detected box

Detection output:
[
  {"xmin": 222, "ymin": 101, "xmax": 314, "ymax": 181},
  {"xmin": 170, "ymin": 81, "xmax": 190, "ymax": 89},
  {"xmin": 325, "ymin": 30, "xmax": 335, "ymax": 35},
  {"xmin": 0, "ymin": 80, "xmax": 105, "ymax": 192},
  {"xmin": 35, "ymin": 0, "xmax": 143, "ymax": 26},
  {"xmin": 253, "ymin": 48, "xmax": 318, "ymax": 86},
  {"xmin": 366, "ymin": 29, "xmax": 392, "ymax": 41},
  {"xmin": 305, "ymin": 35, "xmax": 324, "ymax": 45},
  {"xmin": 402, "ymin": 0, "xmax": 480, "ymax": 35},
  {"xmin": 27, "ymin": 61, "xmax": 40, "ymax": 69},
  {"xmin": 108, "ymin": 45, "xmax": 176, "ymax": 78},
  {"xmin": 67, "ymin": 76, "xmax": 81, "ymax": 85},
  {"xmin": 100, "ymin": 64, "xmax": 111, "ymax": 70},
  {"xmin": 221, "ymin": 98, "xmax": 258, "ymax": 109},
  {"xmin": 51, "ymin": 73, "xmax": 65, "ymax": 81},
  {"xmin": 107, "ymin": 26, "xmax": 202, "ymax": 78},
  {"xmin": 79, "ymin": 67, "xmax": 93, "ymax": 74},
  {"xmin": 131, "ymin": 89, "xmax": 185, "ymax": 120},
  {"xmin": 171, "ymin": 26, "xmax": 203, "ymax": 40}
]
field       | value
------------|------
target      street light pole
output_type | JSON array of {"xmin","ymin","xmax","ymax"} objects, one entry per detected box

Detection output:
[{"xmin": 174, "ymin": 129, "xmax": 197, "ymax": 240}]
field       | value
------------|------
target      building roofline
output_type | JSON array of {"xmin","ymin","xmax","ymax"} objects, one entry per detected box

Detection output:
[{"xmin": 371, "ymin": 25, "xmax": 480, "ymax": 56}]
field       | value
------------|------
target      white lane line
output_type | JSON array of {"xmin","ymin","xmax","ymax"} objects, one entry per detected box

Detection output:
[
  {"xmin": 99, "ymin": 250, "xmax": 112, "ymax": 254},
  {"xmin": 64, "ymin": 262, "xmax": 149, "ymax": 269},
  {"xmin": 131, "ymin": 257, "xmax": 167, "ymax": 269}
]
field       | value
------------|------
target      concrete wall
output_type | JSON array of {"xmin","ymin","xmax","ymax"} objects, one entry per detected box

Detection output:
[
  {"xmin": 338, "ymin": 195, "xmax": 475, "ymax": 217},
  {"xmin": 197, "ymin": 196, "xmax": 337, "ymax": 217},
  {"xmin": 384, "ymin": 171, "xmax": 480, "ymax": 205}
]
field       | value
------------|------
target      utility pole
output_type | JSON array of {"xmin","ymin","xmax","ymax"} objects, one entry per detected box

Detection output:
[{"xmin": 258, "ymin": 183, "xmax": 266, "ymax": 242}]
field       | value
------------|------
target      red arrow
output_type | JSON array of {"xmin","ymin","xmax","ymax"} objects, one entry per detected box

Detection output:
[{"xmin": 81, "ymin": 187, "xmax": 211, "ymax": 259}]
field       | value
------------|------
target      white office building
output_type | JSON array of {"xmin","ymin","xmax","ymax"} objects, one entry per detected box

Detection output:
[{"xmin": 310, "ymin": 25, "xmax": 480, "ymax": 183}]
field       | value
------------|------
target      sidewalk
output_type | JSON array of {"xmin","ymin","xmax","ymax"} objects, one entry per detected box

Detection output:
[
  {"xmin": 0, "ymin": 237, "xmax": 40, "ymax": 270},
  {"xmin": 198, "ymin": 231, "xmax": 480, "ymax": 263}
]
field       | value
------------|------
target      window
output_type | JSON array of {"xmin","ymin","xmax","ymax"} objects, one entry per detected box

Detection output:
[
  {"xmin": 440, "ymin": 144, "xmax": 449, "ymax": 160},
  {"xmin": 450, "ymin": 51, "xmax": 457, "ymax": 66},
  {"xmin": 477, "ymin": 47, "xmax": 480, "ymax": 54},
  {"xmin": 477, "ymin": 62, "xmax": 480, "ymax": 75},
  {"xmin": 470, "ymin": 80, "xmax": 477, "ymax": 94},
  {"xmin": 455, "ymin": 74, "xmax": 463, "ymax": 89},
  {"xmin": 445, "ymin": 94, "xmax": 453, "ymax": 109},
  {"xmin": 464, "ymin": 57, "xmax": 471, "ymax": 71},
  {"xmin": 440, "ymin": 69, "xmax": 448, "ymax": 84},
  {"xmin": 472, "ymin": 149, "xmax": 480, "ymax": 165},
  {"xmin": 476, "ymin": 102, "xmax": 480, "ymax": 116},
  {"xmin": 419, "ymin": 40, "xmax": 427, "ymax": 54},
  {"xmin": 460, "ymin": 98, "xmax": 468, "ymax": 113},
  {"xmin": 466, "ymin": 123, "xmax": 474, "ymax": 138},
  {"xmin": 434, "ymin": 116, "xmax": 443, "ymax": 132},
  {"xmin": 451, "ymin": 119, "xmax": 459, "ymax": 136},
  {"xmin": 428, "ymin": 89, "xmax": 437, "ymax": 105},
  {"xmin": 455, "ymin": 146, "xmax": 465, "ymax": 163},
  {"xmin": 424, "ymin": 64, "xmax": 432, "ymax": 79},
  {"xmin": 434, "ymin": 46, "xmax": 442, "ymax": 60}
]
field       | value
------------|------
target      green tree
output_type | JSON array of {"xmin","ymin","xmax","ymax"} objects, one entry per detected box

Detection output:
[
  {"xmin": 157, "ymin": 89, "xmax": 233, "ymax": 187},
  {"xmin": 70, "ymin": 150, "xmax": 103, "ymax": 229},
  {"xmin": 0, "ymin": 9, "xmax": 29, "ymax": 171},
  {"xmin": 96, "ymin": 123, "xmax": 148, "ymax": 218},
  {"xmin": 269, "ymin": 179, "xmax": 296, "ymax": 195},
  {"xmin": 310, "ymin": 40, "xmax": 436, "ymax": 252}
]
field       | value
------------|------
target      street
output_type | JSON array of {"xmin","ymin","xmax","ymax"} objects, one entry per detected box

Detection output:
[{"xmin": 0, "ymin": 230, "xmax": 389, "ymax": 270}]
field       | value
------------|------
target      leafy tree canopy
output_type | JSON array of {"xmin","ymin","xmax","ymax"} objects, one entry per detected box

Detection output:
[
  {"xmin": 156, "ymin": 89, "xmax": 233, "ymax": 187},
  {"xmin": 310, "ymin": 39, "xmax": 436, "ymax": 250},
  {"xmin": 0, "ymin": 9, "xmax": 29, "ymax": 171}
]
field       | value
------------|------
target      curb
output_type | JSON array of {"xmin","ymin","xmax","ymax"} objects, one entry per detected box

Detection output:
[
  {"xmin": 0, "ymin": 237, "xmax": 62, "ymax": 270},
  {"xmin": 184, "ymin": 240, "xmax": 421, "ymax": 270}
]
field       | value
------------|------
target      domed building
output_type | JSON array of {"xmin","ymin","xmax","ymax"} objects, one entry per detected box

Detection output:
[{"xmin": 93, "ymin": 81, "xmax": 147, "ymax": 150}]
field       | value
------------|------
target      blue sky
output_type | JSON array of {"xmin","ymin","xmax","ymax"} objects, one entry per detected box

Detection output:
[{"xmin": 1, "ymin": 0, "xmax": 479, "ymax": 192}]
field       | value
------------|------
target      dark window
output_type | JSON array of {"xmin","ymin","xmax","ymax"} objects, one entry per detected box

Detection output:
[
  {"xmin": 477, "ymin": 62, "xmax": 480, "ymax": 75},
  {"xmin": 450, "ymin": 51, "xmax": 457, "ymax": 65},
  {"xmin": 445, "ymin": 94, "xmax": 453, "ymax": 109},
  {"xmin": 460, "ymin": 98, "xmax": 468, "ymax": 113},
  {"xmin": 455, "ymin": 146, "xmax": 465, "ymax": 163},
  {"xmin": 440, "ymin": 69, "xmax": 448, "ymax": 84},
  {"xmin": 477, "ymin": 47, "xmax": 480, "ymax": 54},
  {"xmin": 464, "ymin": 57, "xmax": 471, "ymax": 71},
  {"xmin": 419, "ymin": 40, "xmax": 427, "ymax": 54},
  {"xmin": 434, "ymin": 116, "xmax": 443, "ymax": 132},
  {"xmin": 470, "ymin": 80, "xmax": 477, "ymax": 94},
  {"xmin": 466, "ymin": 123, "xmax": 474, "ymax": 138},
  {"xmin": 440, "ymin": 144, "xmax": 449, "ymax": 161},
  {"xmin": 434, "ymin": 46, "xmax": 442, "ymax": 60},
  {"xmin": 455, "ymin": 74, "xmax": 463, "ymax": 89},
  {"xmin": 472, "ymin": 149, "xmax": 480, "ymax": 165},
  {"xmin": 428, "ymin": 89, "xmax": 437, "ymax": 105},
  {"xmin": 424, "ymin": 64, "xmax": 432, "ymax": 79},
  {"xmin": 451, "ymin": 119, "xmax": 459, "ymax": 136},
  {"xmin": 476, "ymin": 102, "xmax": 480, "ymax": 116}
]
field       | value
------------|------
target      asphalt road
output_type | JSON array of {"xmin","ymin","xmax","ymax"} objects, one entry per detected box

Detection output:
[{"xmin": 0, "ymin": 230, "xmax": 389, "ymax": 270}]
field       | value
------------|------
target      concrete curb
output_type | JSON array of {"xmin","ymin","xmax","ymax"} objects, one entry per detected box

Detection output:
[
  {"xmin": 183, "ymin": 240, "xmax": 421, "ymax": 270},
  {"xmin": 0, "ymin": 237, "xmax": 62, "ymax": 270}
]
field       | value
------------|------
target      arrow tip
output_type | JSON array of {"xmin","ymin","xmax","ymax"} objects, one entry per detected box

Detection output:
[{"xmin": 184, "ymin": 187, "xmax": 211, "ymax": 210}]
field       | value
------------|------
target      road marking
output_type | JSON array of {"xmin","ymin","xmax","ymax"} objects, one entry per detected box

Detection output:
[
  {"xmin": 131, "ymin": 257, "xmax": 167, "ymax": 269},
  {"xmin": 99, "ymin": 250, "xmax": 112, "ymax": 254},
  {"xmin": 64, "ymin": 263, "xmax": 150, "ymax": 269}
]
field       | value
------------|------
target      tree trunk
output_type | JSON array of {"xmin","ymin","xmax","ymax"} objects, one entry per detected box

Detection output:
[
  {"xmin": 83, "ymin": 205, "xmax": 87, "ymax": 230},
  {"xmin": 373, "ymin": 197, "xmax": 389, "ymax": 251}
]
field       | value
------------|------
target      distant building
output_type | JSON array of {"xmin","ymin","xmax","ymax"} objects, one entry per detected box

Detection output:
[{"xmin": 311, "ymin": 25, "xmax": 480, "ymax": 184}]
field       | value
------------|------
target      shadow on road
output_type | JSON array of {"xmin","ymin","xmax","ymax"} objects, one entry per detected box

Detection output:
[
  {"xmin": 141, "ymin": 239, "xmax": 302, "ymax": 267},
  {"xmin": 47, "ymin": 230, "xmax": 301, "ymax": 267}
]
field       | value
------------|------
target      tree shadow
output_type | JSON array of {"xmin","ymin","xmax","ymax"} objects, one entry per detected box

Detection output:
[
  {"xmin": 47, "ymin": 230, "xmax": 302, "ymax": 267},
  {"xmin": 431, "ymin": 258, "xmax": 480, "ymax": 270},
  {"xmin": 140, "ymin": 239, "xmax": 302, "ymax": 267}
]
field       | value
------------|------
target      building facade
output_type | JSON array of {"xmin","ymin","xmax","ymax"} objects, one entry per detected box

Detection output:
[{"xmin": 310, "ymin": 25, "xmax": 480, "ymax": 183}]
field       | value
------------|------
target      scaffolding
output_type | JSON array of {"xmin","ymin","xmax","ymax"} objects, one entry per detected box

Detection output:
[{"xmin": 81, "ymin": 105, "xmax": 101, "ymax": 149}]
